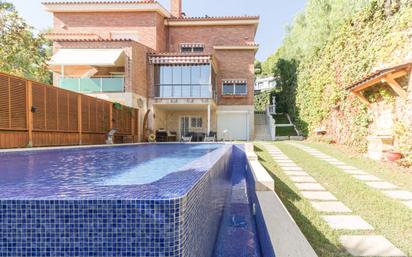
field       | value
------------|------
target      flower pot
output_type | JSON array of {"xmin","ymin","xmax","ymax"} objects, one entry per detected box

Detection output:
[{"xmin": 387, "ymin": 151, "xmax": 402, "ymax": 161}]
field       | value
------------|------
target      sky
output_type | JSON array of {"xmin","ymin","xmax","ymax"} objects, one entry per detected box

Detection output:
[{"xmin": 9, "ymin": 0, "xmax": 307, "ymax": 61}]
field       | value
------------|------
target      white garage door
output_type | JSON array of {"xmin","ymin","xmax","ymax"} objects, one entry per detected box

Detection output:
[{"xmin": 217, "ymin": 112, "xmax": 249, "ymax": 141}]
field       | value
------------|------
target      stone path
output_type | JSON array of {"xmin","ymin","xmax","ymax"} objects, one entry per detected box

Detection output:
[
  {"xmin": 289, "ymin": 142, "xmax": 412, "ymax": 210},
  {"xmin": 262, "ymin": 143, "xmax": 406, "ymax": 257}
]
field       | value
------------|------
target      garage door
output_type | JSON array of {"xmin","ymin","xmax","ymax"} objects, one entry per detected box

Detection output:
[{"xmin": 217, "ymin": 112, "xmax": 249, "ymax": 141}]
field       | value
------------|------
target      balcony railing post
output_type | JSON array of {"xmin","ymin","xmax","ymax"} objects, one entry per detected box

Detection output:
[{"xmin": 100, "ymin": 77, "xmax": 103, "ymax": 92}]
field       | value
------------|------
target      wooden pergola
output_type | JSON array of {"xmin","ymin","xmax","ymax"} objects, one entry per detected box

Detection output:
[{"xmin": 346, "ymin": 63, "xmax": 411, "ymax": 105}]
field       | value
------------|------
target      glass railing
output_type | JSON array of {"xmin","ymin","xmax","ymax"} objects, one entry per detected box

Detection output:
[
  {"xmin": 59, "ymin": 77, "xmax": 125, "ymax": 93},
  {"xmin": 154, "ymin": 84, "xmax": 212, "ymax": 98}
]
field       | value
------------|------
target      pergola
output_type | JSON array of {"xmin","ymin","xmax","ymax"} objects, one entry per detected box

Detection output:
[{"xmin": 346, "ymin": 63, "xmax": 411, "ymax": 105}]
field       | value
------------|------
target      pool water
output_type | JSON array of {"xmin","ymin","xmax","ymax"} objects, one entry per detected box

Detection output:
[{"xmin": 0, "ymin": 144, "xmax": 221, "ymax": 199}]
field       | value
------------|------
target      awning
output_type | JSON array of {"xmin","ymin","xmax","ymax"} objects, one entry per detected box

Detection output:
[
  {"xmin": 149, "ymin": 54, "xmax": 211, "ymax": 65},
  {"xmin": 49, "ymin": 49, "xmax": 125, "ymax": 67}
]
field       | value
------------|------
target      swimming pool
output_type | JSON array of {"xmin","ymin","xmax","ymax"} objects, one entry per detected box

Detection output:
[{"xmin": 0, "ymin": 144, "xmax": 233, "ymax": 256}]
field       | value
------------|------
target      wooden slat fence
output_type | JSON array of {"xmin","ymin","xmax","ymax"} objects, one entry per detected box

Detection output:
[{"xmin": 0, "ymin": 72, "xmax": 139, "ymax": 148}]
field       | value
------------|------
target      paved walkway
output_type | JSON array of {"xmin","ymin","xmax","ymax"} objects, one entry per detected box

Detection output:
[
  {"xmin": 261, "ymin": 143, "xmax": 406, "ymax": 257},
  {"xmin": 289, "ymin": 142, "xmax": 412, "ymax": 210}
]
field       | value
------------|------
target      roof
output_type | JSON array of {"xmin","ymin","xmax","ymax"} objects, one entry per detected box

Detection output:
[
  {"xmin": 167, "ymin": 15, "xmax": 260, "ymax": 21},
  {"xmin": 42, "ymin": 0, "xmax": 154, "ymax": 4},
  {"xmin": 148, "ymin": 53, "xmax": 212, "ymax": 65},
  {"xmin": 166, "ymin": 15, "xmax": 259, "ymax": 27},
  {"xmin": 42, "ymin": 0, "xmax": 170, "ymax": 17},
  {"xmin": 347, "ymin": 63, "xmax": 412, "ymax": 91},
  {"xmin": 52, "ymin": 38, "xmax": 134, "ymax": 42}
]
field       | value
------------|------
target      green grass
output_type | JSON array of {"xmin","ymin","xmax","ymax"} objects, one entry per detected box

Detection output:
[
  {"xmin": 276, "ymin": 126, "xmax": 298, "ymax": 136},
  {"xmin": 255, "ymin": 142, "xmax": 412, "ymax": 257},
  {"xmin": 303, "ymin": 142, "xmax": 412, "ymax": 191},
  {"xmin": 273, "ymin": 114, "xmax": 290, "ymax": 124}
]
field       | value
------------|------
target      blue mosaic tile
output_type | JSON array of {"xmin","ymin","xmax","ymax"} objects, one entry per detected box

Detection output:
[{"xmin": 0, "ymin": 144, "xmax": 233, "ymax": 257}]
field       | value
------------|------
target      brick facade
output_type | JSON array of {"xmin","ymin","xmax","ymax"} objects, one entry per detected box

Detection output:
[{"xmin": 45, "ymin": 0, "xmax": 259, "ymax": 141}]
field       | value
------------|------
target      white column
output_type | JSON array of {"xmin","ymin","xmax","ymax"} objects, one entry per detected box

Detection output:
[
  {"xmin": 207, "ymin": 104, "xmax": 211, "ymax": 135},
  {"xmin": 61, "ymin": 65, "xmax": 64, "ymax": 79}
]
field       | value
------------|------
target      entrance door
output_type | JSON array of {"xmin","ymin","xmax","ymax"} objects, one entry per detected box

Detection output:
[{"xmin": 180, "ymin": 117, "xmax": 190, "ymax": 137}]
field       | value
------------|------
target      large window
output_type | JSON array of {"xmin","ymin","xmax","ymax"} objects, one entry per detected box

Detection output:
[
  {"xmin": 222, "ymin": 81, "xmax": 248, "ymax": 96},
  {"xmin": 155, "ymin": 65, "xmax": 211, "ymax": 98}
]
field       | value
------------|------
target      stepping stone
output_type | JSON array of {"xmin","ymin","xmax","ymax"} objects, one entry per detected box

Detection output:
[
  {"xmin": 402, "ymin": 201, "xmax": 412, "ymax": 209},
  {"xmin": 322, "ymin": 215, "xmax": 374, "ymax": 230},
  {"xmin": 289, "ymin": 176, "xmax": 317, "ymax": 183},
  {"xmin": 352, "ymin": 174, "xmax": 381, "ymax": 181},
  {"xmin": 272, "ymin": 155, "xmax": 290, "ymax": 161},
  {"xmin": 284, "ymin": 171, "xmax": 309, "ymax": 176},
  {"xmin": 310, "ymin": 201, "xmax": 352, "ymax": 213},
  {"xmin": 365, "ymin": 181, "xmax": 398, "ymax": 190},
  {"xmin": 301, "ymin": 191, "xmax": 337, "ymax": 201},
  {"xmin": 340, "ymin": 169, "xmax": 369, "ymax": 175},
  {"xmin": 339, "ymin": 235, "xmax": 406, "ymax": 256},
  {"xmin": 328, "ymin": 161, "xmax": 346, "ymax": 165},
  {"xmin": 295, "ymin": 183, "xmax": 326, "ymax": 191},
  {"xmin": 275, "ymin": 160, "xmax": 295, "ymax": 163},
  {"xmin": 384, "ymin": 190, "xmax": 412, "ymax": 200},
  {"xmin": 278, "ymin": 163, "xmax": 299, "ymax": 167}
]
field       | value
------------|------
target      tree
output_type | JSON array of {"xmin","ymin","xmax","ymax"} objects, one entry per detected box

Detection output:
[
  {"xmin": 254, "ymin": 60, "xmax": 262, "ymax": 77},
  {"xmin": 0, "ymin": 1, "xmax": 51, "ymax": 83}
]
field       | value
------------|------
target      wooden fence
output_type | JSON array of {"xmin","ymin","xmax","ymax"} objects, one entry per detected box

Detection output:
[{"xmin": 0, "ymin": 72, "xmax": 139, "ymax": 148}]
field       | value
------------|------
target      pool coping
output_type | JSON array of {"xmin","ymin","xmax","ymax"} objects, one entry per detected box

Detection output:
[
  {"xmin": 0, "ymin": 142, "xmax": 232, "ymax": 153},
  {"xmin": 245, "ymin": 143, "xmax": 317, "ymax": 257}
]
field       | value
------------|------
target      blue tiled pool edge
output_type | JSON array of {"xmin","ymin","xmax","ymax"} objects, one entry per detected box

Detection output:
[
  {"xmin": 0, "ymin": 144, "xmax": 233, "ymax": 257},
  {"xmin": 245, "ymin": 153, "xmax": 276, "ymax": 257}
]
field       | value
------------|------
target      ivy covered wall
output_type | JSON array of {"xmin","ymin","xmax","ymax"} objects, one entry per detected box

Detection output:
[{"xmin": 263, "ymin": 0, "xmax": 412, "ymax": 154}]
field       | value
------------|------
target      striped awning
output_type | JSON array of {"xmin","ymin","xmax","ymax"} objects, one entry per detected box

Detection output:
[
  {"xmin": 180, "ymin": 43, "xmax": 205, "ymax": 48},
  {"xmin": 223, "ymin": 80, "xmax": 247, "ymax": 84},
  {"xmin": 149, "ymin": 54, "xmax": 211, "ymax": 65}
]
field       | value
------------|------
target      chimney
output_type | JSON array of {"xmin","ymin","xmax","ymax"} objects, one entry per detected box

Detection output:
[{"xmin": 170, "ymin": 0, "xmax": 182, "ymax": 18}]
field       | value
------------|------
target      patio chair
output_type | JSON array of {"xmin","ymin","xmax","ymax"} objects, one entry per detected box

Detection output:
[
  {"xmin": 203, "ymin": 136, "xmax": 216, "ymax": 142},
  {"xmin": 181, "ymin": 136, "xmax": 192, "ymax": 142}
]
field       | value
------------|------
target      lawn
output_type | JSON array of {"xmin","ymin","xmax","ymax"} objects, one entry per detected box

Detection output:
[
  {"xmin": 275, "ymin": 126, "xmax": 298, "ymax": 136},
  {"xmin": 273, "ymin": 114, "xmax": 290, "ymax": 124},
  {"xmin": 303, "ymin": 141, "xmax": 412, "ymax": 191},
  {"xmin": 255, "ymin": 142, "xmax": 412, "ymax": 257}
]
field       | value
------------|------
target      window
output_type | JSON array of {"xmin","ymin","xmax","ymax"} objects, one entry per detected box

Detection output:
[
  {"xmin": 155, "ymin": 65, "xmax": 211, "ymax": 98},
  {"xmin": 222, "ymin": 81, "xmax": 248, "ymax": 96},
  {"xmin": 180, "ymin": 44, "xmax": 204, "ymax": 53},
  {"xmin": 190, "ymin": 117, "xmax": 202, "ymax": 129}
]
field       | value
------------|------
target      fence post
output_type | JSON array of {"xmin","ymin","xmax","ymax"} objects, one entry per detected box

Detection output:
[
  {"xmin": 131, "ymin": 108, "xmax": 135, "ymax": 142},
  {"xmin": 109, "ymin": 104, "xmax": 113, "ymax": 131},
  {"xmin": 78, "ymin": 95, "xmax": 82, "ymax": 145},
  {"xmin": 27, "ymin": 81, "xmax": 33, "ymax": 147}
]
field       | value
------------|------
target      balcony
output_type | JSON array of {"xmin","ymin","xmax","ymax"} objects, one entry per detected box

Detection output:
[
  {"xmin": 59, "ymin": 76, "xmax": 125, "ymax": 93},
  {"xmin": 154, "ymin": 84, "xmax": 212, "ymax": 98}
]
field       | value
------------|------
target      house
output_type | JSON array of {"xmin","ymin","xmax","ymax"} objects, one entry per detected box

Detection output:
[
  {"xmin": 254, "ymin": 76, "xmax": 277, "ymax": 93},
  {"xmin": 43, "ymin": 0, "xmax": 259, "ymax": 141}
]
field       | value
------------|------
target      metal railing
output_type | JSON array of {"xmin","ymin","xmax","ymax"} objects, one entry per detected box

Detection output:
[
  {"xmin": 59, "ymin": 76, "xmax": 125, "ymax": 93},
  {"xmin": 268, "ymin": 105, "xmax": 276, "ymax": 115},
  {"xmin": 154, "ymin": 84, "xmax": 212, "ymax": 98}
]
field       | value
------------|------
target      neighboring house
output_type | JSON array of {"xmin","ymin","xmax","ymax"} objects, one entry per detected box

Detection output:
[
  {"xmin": 254, "ymin": 76, "xmax": 277, "ymax": 93},
  {"xmin": 43, "ymin": 0, "xmax": 259, "ymax": 141}
]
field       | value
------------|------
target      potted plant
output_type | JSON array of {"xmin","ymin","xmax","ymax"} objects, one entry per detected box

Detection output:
[{"xmin": 387, "ymin": 150, "xmax": 402, "ymax": 161}]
